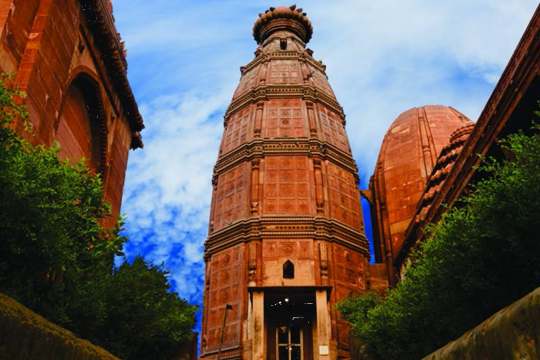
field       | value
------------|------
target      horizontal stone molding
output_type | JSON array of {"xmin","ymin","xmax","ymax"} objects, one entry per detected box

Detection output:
[
  {"xmin": 225, "ymin": 84, "xmax": 344, "ymax": 121},
  {"xmin": 200, "ymin": 344, "xmax": 241, "ymax": 357},
  {"xmin": 214, "ymin": 138, "xmax": 358, "ymax": 178},
  {"xmin": 242, "ymin": 50, "xmax": 327, "ymax": 74},
  {"xmin": 204, "ymin": 215, "xmax": 369, "ymax": 258}
]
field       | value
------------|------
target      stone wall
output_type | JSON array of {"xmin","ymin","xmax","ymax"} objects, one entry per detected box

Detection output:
[
  {"xmin": 424, "ymin": 287, "xmax": 540, "ymax": 360},
  {"xmin": 0, "ymin": 0, "xmax": 143, "ymax": 226},
  {"xmin": 0, "ymin": 293, "xmax": 118, "ymax": 360}
]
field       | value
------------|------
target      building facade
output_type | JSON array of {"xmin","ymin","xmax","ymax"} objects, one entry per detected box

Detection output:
[
  {"xmin": 0, "ymin": 0, "xmax": 143, "ymax": 225},
  {"xmin": 201, "ymin": 6, "xmax": 369, "ymax": 360}
]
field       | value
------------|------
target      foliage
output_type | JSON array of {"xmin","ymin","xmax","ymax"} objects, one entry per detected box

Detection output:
[
  {"xmin": 101, "ymin": 259, "xmax": 197, "ymax": 359},
  {"xmin": 339, "ymin": 124, "xmax": 540, "ymax": 359},
  {"xmin": 0, "ymin": 79, "xmax": 195, "ymax": 359}
]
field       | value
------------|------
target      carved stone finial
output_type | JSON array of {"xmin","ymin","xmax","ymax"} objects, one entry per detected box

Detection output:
[{"xmin": 252, "ymin": 5, "xmax": 313, "ymax": 44}]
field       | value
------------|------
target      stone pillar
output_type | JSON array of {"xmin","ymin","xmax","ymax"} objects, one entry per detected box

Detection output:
[
  {"xmin": 251, "ymin": 290, "xmax": 265, "ymax": 360},
  {"xmin": 316, "ymin": 289, "xmax": 332, "ymax": 360}
]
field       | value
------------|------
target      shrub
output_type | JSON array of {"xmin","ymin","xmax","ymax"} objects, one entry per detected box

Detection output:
[
  {"xmin": 339, "ymin": 123, "xmax": 540, "ymax": 359},
  {"xmin": 0, "ymin": 78, "xmax": 196, "ymax": 359}
]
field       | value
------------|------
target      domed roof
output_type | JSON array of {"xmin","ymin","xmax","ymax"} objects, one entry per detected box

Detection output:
[
  {"xmin": 370, "ymin": 105, "xmax": 472, "ymax": 262},
  {"xmin": 253, "ymin": 5, "xmax": 313, "ymax": 44}
]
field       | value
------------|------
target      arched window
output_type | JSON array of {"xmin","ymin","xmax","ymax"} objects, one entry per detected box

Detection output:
[
  {"xmin": 56, "ymin": 74, "xmax": 106, "ymax": 175},
  {"xmin": 283, "ymin": 260, "xmax": 294, "ymax": 279},
  {"xmin": 280, "ymin": 38, "xmax": 287, "ymax": 50}
]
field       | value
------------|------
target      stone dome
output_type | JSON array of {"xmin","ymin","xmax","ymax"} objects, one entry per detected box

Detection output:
[
  {"xmin": 370, "ymin": 105, "xmax": 472, "ymax": 262},
  {"xmin": 253, "ymin": 5, "xmax": 313, "ymax": 44}
]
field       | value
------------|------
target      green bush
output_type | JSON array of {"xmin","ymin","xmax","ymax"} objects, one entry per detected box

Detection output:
[
  {"xmin": 339, "ymin": 123, "xmax": 540, "ymax": 359},
  {"xmin": 0, "ymin": 79, "xmax": 196, "ymax": 359}
]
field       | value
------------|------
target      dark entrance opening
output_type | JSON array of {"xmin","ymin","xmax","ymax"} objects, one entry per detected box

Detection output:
[{"xmin": 265, "ymin": 289, "xmax": 315, "ymax": 360}]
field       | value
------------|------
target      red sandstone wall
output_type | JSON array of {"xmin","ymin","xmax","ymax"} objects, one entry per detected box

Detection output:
[
  {"xmin": 0, "ymin": 0, "xmax": 137, "ymax": 223},
  {"xmin": 331, "ymin": 242, "xmax": 368, "ymax": 355},
  {"xmin": 210, "ymin": 162, "xmax": 250, "ymax": 231},
  {"xmin": 202, "ymin": 244, "xmax": 246, "ymax": 353},
  {"xmin": 261, "ymin": 156, "xmax": 314, "ymax": 215}
]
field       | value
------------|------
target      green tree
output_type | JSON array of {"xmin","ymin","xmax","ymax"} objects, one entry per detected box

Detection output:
[
  {"xmin": 339, "ymin": 123, "xmax": 540, "ymax": 359},
  {"xmin": 0, "ymin": 78, "xmax": 195, "ymax": 359},
  {"xmin": 101, "ymin": 258, "xmax": 196, "ymax": 359}
]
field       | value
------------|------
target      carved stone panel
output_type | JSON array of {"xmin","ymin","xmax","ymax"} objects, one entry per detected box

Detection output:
[
  {"xmin": 204, "ymin": 245, "xmax": 244, "ymax": 352},
  {"xmin": 262, "ymin": 239, "xmax": 314, "ymax": 286},
  {"xmin": 233, "ymin": 66, "xmax": 259, "ymax": 99},
  {"xmin": 310, "ymin": 68, "xmax": 336, "ymax": 98},
  {"xmin": 326, "ymin": 162, "xmax": 362, "ymax": 230},
  {"xmin": 331, "ymin": 243, "xmax": 368, "ymax": 349},
  {"xmin": 268, "ymin": 59, "xmax": 302, "ymax": 85},
  {"xmin": 318, "ymin": 105, "xmax": 350, "ymax": 153},
  {"xmin": 262, "ymin": 156, "xmax": 314, "ymax": 215},
  {"xmin": 212, "ymin": 162, "xmax": 250, "ymax": 231},
  {"xmin": 263, "ymin": 99, "xmax": 308, "ymax": 138},
  {"xmin": 221, "ymin": 106, "xmax": 253, "ymax": 154}
]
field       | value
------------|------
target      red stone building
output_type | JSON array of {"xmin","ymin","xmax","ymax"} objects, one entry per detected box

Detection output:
[
  {"xmin": 0, "ymin": 0, "xmax": 143, "ymax": 224},
  {"xmin": 367, "ymin": 106, "xmax": 472, "ymax": 283},
  {"xmin": 394, "ymin": 4, "xmax": 540, "ymax": 276},
  {"xmin": 367, "ymin": 5, "xmax": 540, "ymax": 282},
  {"xmin": 201, "ymin": 6, "xmax": 369, "ymax": 360}
]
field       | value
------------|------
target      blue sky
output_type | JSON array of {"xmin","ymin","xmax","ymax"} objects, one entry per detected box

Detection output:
[{"xmin": 112, "ymin": 0, "xmax": 538, "ymax": 329}]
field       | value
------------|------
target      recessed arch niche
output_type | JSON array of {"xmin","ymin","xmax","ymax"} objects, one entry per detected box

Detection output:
[
  {"xmin": 56, "ymin": 74, "xmax": 107, "ymax": 176},
  {"xmin": 283, "ymin": 260, "xmax": 295, "ymax": 279}
]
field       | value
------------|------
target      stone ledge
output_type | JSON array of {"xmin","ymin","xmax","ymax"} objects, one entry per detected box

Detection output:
[
  {"xmin": 423, "ymin": 287, "xmax": 540, "ymax": 360},
  {"xmin": 0, "ymin": 293, "xmax": 118, "ymax": 360}
]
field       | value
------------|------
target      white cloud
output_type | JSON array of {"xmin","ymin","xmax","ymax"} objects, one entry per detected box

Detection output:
[{"xmin": 112, "ymin": 0, "xmax": 538, "ymax": 309}]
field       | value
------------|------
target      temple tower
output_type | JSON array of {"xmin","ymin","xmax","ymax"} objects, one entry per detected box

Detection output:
[{"xmin": 201, "ymin": 6, "xmax": 369, "ymax": 359}]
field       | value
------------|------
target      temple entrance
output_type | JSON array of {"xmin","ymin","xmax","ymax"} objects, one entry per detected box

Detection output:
[{"xmin": 265, "ymin": 289, "xmax": 315, "ymax": 360}]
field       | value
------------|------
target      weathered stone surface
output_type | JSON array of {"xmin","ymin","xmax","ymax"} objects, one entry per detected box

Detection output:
[
  {"xmin": 424, "ymin": 287, "xmax": 540, "ymax": 360},
  {"xmin": 0, "ymin": 293, "xmax": 119, "ymax": 360}
]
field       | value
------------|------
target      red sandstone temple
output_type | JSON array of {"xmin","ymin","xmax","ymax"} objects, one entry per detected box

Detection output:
[
  {"xmin": 201, "ymin": 6, "xmax": 369, "ymax": 360},
  {"xmin": 0, "ymin": 1, "xmax": 537, "ymax": 359},
  {"xmin": 368, "ymin": 4, "xmax": 540, "ymax": 284},
  {"xmin": 201, "ymin": 4, "xmax": 540, "ymax": 360}
]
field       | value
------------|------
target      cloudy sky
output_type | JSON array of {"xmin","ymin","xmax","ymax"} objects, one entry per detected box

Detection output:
[{"xmin": 112, "ymin": 0, "xmax": 538, "ymax": 328}]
